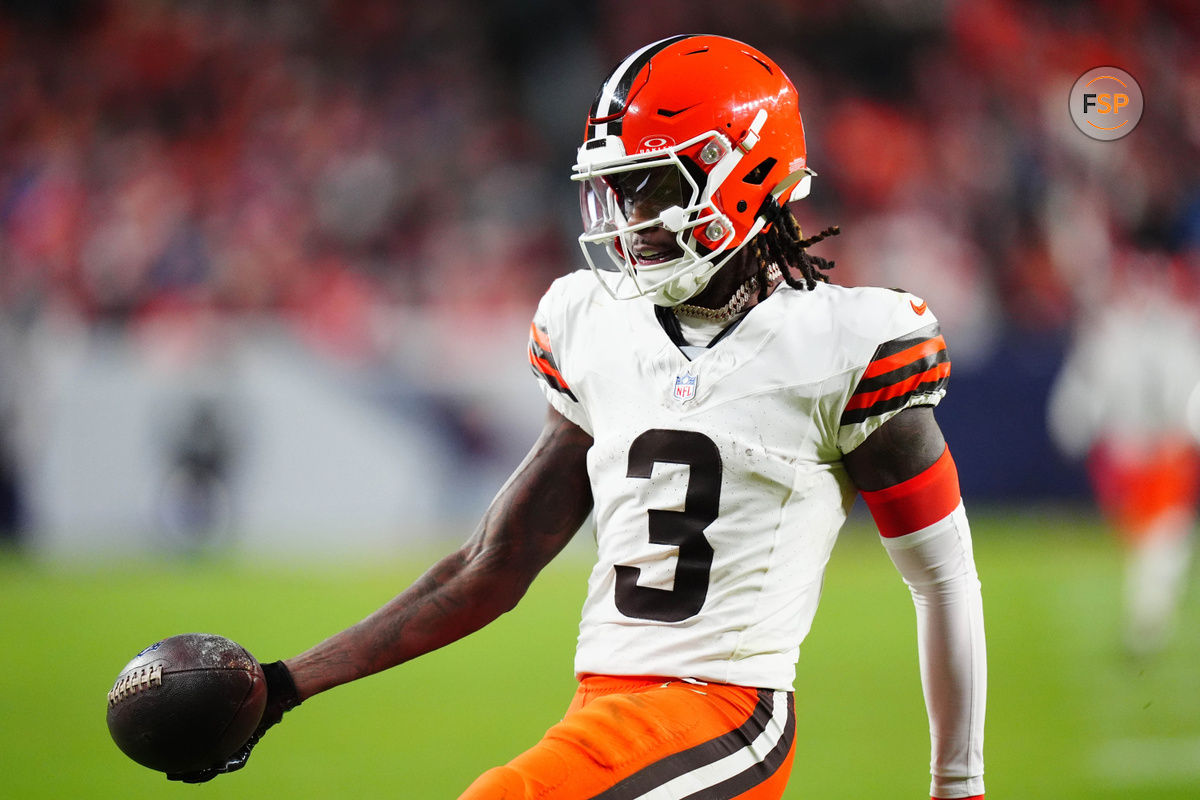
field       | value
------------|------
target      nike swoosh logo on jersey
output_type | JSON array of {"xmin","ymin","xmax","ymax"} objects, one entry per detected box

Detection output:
[{"xmin": 910, "ymin": 299, "xmax": 928, "ymax": 315}]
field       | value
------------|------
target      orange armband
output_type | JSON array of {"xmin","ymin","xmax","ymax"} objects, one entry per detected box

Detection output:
[{"xmin": 860, "ymin": 446, "xmax": 961, "ymax": 538}]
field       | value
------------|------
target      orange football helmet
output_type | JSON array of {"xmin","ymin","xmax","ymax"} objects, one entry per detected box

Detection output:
[{"xmin": 572, "ymin": 34, "xmax": 814, "ymax": 305}]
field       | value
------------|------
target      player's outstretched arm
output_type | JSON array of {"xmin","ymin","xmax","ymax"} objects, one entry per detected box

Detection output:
[
  {"xmin": 843, "ymin": 407, "xmax": 986, "ymax": 800},
  {"xmin": 287, "ymin": 404, "xmax": 594, "ymax": 699},
  {"xmin": 168, "ymin": 406, "xmax": 593, "ymax": 783}
]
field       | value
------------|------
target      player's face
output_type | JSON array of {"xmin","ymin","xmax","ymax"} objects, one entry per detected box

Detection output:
[{"xmin": 607, "ymin": 166, "xmax": 687, "ymax": 266}]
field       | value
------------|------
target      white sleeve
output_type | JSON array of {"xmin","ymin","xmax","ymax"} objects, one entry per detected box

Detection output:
[{"xmin": 881, "ymin": 503, "xmax": 986, "ymax": 799}]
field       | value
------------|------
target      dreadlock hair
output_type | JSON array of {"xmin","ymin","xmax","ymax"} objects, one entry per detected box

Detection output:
[{"xmin": 749, "ymin": 195, "xmax": 840, "ymax": 302}]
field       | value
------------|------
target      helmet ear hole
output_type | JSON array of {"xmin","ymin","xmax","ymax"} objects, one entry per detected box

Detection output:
[{"xmin": 743, "ymin": 157, "xmax": 777, "ymax": 186}]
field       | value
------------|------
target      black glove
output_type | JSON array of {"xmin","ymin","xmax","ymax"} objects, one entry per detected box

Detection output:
[{"xmin": 167, "ymin": 660, "xmax": 301, "ymax": 783}]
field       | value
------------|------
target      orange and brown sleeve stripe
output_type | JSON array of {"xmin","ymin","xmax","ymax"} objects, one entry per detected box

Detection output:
[
  {"xmin": 841, "ymin": 322, "xmax": 949, "ymax": 426},
  {"xmin": 528, "ymin": 321, "xmax": 578, "ymax": 401}
]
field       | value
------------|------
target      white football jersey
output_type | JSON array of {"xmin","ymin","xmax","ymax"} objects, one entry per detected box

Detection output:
[
  {"xmin": 529, "ymin": 270, "xmax": 949, "ymax": 691},
  {"xmin": 1048, "ymin": 284, "xmax": 1200, "ymax": 457}
]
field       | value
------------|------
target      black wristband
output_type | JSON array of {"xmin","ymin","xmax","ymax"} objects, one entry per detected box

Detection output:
[{"xmin": 262, "ymin": 660, "xmax": 301, "ymax": 712}]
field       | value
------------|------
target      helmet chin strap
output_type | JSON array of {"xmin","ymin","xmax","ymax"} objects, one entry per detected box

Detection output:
[{"xmin": 652, "ymin": 272, "xmax": 707, "ymax": 306}]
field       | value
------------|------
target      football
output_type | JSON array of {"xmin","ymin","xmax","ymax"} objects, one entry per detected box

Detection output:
[{"xmin": 106, "ymin": 633, "xmax": 267, "ymax": 774}]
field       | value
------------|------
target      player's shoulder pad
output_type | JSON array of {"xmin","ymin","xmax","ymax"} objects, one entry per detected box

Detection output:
[
  {"xmin": 535, "ymin": 269, "xmax": 607, "ymax": 320},
  {"xmin": 827, "ymin": 284, "xmax": 939, "ymax": 343}
]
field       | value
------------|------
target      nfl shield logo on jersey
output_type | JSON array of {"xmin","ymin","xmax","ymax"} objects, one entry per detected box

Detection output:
[{"xmin": 673, "ymin": 373, "xmax": 698, "ymax": 404}]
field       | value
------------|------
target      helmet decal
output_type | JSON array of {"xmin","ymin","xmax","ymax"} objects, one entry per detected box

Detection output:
[{"xmin": 636, "ymin": 135, "xmax": 676, "ymax": 152}]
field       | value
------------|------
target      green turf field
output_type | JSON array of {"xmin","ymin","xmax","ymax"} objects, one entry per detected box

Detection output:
[{"xmin": 3, "ymin": 509, "xmax": 1199, "ymax": 798}]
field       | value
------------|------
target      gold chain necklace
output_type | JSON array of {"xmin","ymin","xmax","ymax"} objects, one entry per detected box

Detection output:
[{"xmin": 675, "ymin": 263, "xmax": 783, "ymax": 322}]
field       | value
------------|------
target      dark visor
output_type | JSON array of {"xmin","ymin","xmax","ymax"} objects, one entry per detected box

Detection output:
[{"xmin": 607, "ymin": 165, "xmax": 687, "ymax": 219}]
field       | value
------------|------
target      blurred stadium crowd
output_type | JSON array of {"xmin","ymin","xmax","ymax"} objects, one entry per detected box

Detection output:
[{"xmin": 1, "ymin": 0, "xmax": 1199, "ymax": 544}]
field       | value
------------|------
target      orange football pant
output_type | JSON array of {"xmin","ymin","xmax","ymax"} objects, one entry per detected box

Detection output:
[
  {"xmin": 1087, "ymin": 439, "xmax": 1200, "ymax": 542},
  {"xmin": 459, "ymin": 675, "xmax": 796, "ymax": 799}
]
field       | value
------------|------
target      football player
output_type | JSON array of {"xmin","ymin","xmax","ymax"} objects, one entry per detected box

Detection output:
[
  {"xmin": 1048, "ymin": 255, "xmax": 1200, "ymax": 658},
  {"xmin": 173, "ymin": 35, "xmax": 986, "ymax": 799}
]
